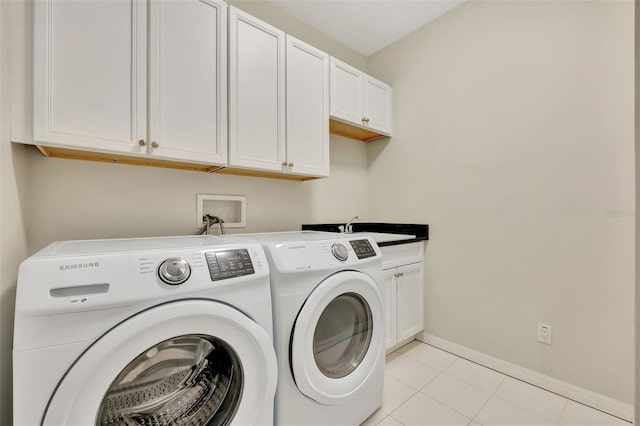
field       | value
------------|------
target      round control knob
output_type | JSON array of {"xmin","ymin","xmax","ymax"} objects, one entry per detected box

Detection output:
[
  {"xmin": 331, "ymin": 244, "xmax": 349, "ymax": 261},
  {"xmin": 158, "ymin": 257, "xmax": 191, "ymax": 285}
]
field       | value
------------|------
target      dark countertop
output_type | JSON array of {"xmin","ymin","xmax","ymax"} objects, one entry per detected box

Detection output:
[{"xmin": 301, "ymin": 222, "xmax": 429, "ymax": 247}]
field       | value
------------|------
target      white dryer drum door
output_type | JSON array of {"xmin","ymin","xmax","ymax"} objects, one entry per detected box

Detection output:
[
  {"xmin": 290, "ymin": 271, "xmax": 384, "ymax": 405},
  {"xmin": 43, "ymin": 299, "xmax": 277, "ymax": 426}
]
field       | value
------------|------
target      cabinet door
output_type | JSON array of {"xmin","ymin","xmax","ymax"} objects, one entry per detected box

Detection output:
[
  {"xmin": 286, "ymin": 36, "xmax": 329, "ymax": 177},
  {"xmin": 329, "ymin": 57, "xmax": 364, "ymax": 126},
  {"xmin": 148, "ymin": 0, "xmax": 227, "ymax": 165},
  {"xmin": 229, "ymin": 7, "xmax": 286, "ymax": 172},
  {"xmin": 396, "ymin": 263, "xmax": 424, "ymax": 342},
  {"xmin": 383, "ymin": 269, "xmax": 397, "ymax": 351},
  {"xmin": 363, "ymin": 76, "xmax": 392, "ymax": 135},
  {"xmin": 33, "ymin": 0, "xmax": 147, "ymax": 153}
]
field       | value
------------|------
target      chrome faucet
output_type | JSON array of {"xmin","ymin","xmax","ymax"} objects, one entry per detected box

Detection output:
[{"xmin": 340, "ymin": 216, "xmax": 359, "ymax": 233}]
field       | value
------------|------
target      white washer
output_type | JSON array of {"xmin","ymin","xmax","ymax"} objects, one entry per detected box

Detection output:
[
  {"xmin": 231, "ymin": 231, "xmax": 385, "ymax": 426},
  {"xmin": 13, "ymin": 236, "xmax": 277, "ymax": 426}
]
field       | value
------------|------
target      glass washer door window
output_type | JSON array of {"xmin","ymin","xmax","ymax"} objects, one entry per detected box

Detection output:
[
  {"xmin": 313, "ymin": 293, "xmax": 373, "ymax": 379},
  {"xmin": 97, "ymin": 335, "xmax": 242, "ymax": 426},
  {"xmin": 42, "ymin": 300, "xmax": 277, "ymax": 426},
  {"xmin": 290, "ymin": 271, "xmax": 384, "ymax": 405}
]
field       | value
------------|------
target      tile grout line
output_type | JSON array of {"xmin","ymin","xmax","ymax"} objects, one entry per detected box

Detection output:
[
  {"xmin": 419, "ymin": 392, "xmax": 474, "ymax": 424},
  {"xmin": 384, "ymin": 413, "xmax": 405, "ymax": 426},
  {"xmin": 393, "ymin": 343, "xmax": 505, "ymax": 423},
  {"xmin": 438, "ymin": 368, "xmax": 504, "ymax": 397},
  {"xmin": 468, "ymin": 378, "xmax": 499, "ymax": 424},
  {"xmin": 489, "ymin": 392, "xmax": 565, "ymax": 425},
  {"xmin": 491, "ymin": 374, "xmax": 567, "ymax": 424},
  {"xmin": 471, "ymin": 373, "xmax": 571, "ymax": 425},
  {"xmin": 386, "ymin": 352, "xmax": 452, "ymax": 392},
  {"xmin": 420, "ymin": 341, "xmax": 631, "ymax": 422},
  {"xmin": 422, "ymin": 391, "xmax": 477, "ymax": 423},
  {"xmin": 385, "ymin": 387, "xmax": 420, "ymax": 419},
  {"xmin": 556, "ymin": 398, "xmax": 569, "ymax": 426},
  {"xmin": 419, "ymin": 370, "xmax": 497, "ymax": 421}
]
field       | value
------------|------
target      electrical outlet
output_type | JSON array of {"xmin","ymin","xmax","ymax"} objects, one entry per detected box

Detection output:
[{"xmin": 537, "ymin": 323, "xmax": 552, "ymax": 345}]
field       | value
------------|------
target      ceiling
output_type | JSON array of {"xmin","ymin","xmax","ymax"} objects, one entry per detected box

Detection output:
[{"xmin": 271, "ymin": 0, "xmax": 465, "ymax": 57}]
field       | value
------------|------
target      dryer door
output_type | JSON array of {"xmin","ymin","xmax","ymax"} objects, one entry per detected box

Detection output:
[
  {"xmin": 43, "ymin": 299, "xmax": 277, "ymax": 426},
  {"xmin": 290, "ymin": 270, "xmax": 384, "ymax": 405}
]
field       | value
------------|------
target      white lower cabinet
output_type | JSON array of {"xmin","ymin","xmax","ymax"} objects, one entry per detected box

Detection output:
[
  {"xmin": 383, "ymin": 269, "xmax": 398, "ymax": 350},
  {"xmin": 381, "ymin": 243, "xmax": 425, "ymax": 353}
]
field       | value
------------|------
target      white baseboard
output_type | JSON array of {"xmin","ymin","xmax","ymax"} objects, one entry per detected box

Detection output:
[{"xmin": 417, "ymin": 332, "xmax": 634, "ymax": 422}]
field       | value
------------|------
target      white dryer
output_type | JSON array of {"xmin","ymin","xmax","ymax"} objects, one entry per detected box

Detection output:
[
  {"xmin": 13, "ymin": 236, "xmax": 277, "ymax": 426},
  {"xmin": 231, "ymin": 231, "xmax": 385, "ymax": 426}
]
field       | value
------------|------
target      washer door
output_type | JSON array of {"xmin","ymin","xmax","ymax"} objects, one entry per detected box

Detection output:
[
  {"xmin": 290, "ymin": 271, "xmax": 384, "ymax": 405},
  {"xmin": 43, "ymin": 299, "xmax": 277, "ymax": 426}
]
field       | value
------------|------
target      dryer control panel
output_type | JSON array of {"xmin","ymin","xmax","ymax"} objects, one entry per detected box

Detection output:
[
  {"xmin": 265, "ymin": 236, "xmax": 381, "ymax": 273},
  {"xmin": 349, "ymin": 239, "xmax": 376, "ymax": 259}
]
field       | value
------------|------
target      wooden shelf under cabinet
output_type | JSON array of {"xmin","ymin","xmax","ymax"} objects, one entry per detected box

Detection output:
[
  {"xmin": 34, "ymin": 145, "xmax": 320, "ymax": 182},
  {"xmin": 329, "ymin": 119, "xmax": 388, "ymax": 143}
]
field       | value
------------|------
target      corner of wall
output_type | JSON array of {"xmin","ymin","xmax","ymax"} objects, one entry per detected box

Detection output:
[
  {"xmin": 634, "ymin": 0, "xmax": 639, "ymax": 421},
  {"xmin": 0, "ymin": 0, "xmax": 30, "ymax": 422}
]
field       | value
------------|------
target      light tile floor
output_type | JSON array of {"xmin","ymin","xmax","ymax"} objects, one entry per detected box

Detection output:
[{"xmin": 361, "ymin": 341, "xmax": 631, "ymax": 426}]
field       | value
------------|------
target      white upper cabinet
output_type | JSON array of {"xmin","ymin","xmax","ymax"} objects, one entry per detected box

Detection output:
[
  {"xmin": 32, "ymin": 0, "xmax": 227, "ymax": 165},
  {"xmin": 24, "ymin": 1, "xmax": 331, "ymax": 178},
  {"xmin": 329, "ymin": 58, "xmax": 363, "ymax": 125},
  {"xmin": 148, "ymin": 0, "xmax": 227, "ymax": 164},
  {"xmin": 329, "ymin": 57, "xmax": 393, "ymax": 137},
  {"xmin": 364, "ymin": 75, "xmax": 393, "ymax": 135},
  {"xmin": 228, "ymin": 7, "xmax": 286, "ymax": 172},
  {"xmin": 228, "ymin": 9, "xmax": 329, "ymax": 178},
  {"xmin": 286, "ymin": 36, "xmax": 329, "ymax": 177},
  {"xmin": 33, "ymin": 0, "xmax": 147, "ymax": 153}
]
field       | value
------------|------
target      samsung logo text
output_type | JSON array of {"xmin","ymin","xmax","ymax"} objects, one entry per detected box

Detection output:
[{"xmin": 59, "ymin": 262, "xmax": 100, "ymax": 271}]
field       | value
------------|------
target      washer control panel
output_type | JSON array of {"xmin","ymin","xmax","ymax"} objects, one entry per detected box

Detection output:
[
  {"xmin": 205, "ymin": 249, "xmax": 255, "ymax": 281},
  {"xmin": 349, "ymin": 239, "xmax": 376, "ymax": 259}
]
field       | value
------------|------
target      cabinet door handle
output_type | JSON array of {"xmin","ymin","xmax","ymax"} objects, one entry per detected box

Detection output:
[
  {"xmin": 281, "ymin": 162, "xmax": 287, "ymax": 167},
  {"xmin": 151, "ymin": 141, "xmax": 159, "ymax": 149},
  {"xmin": 138, "ymin": 139, "xmax": 147, "ymax": 147},
  {"xmin": 288, "ymin": 162, "xmax": 294, "ymax": 168},
  {"xmin": 364, "ymin": 118, "xmax": 370, "ymax": 123}
]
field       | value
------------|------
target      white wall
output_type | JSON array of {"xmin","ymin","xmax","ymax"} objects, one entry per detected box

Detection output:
[
  {"xmin": 0, "ymin": 1, "xmax": 30, "ymax": 423},
  {"xmin": 26, "ymin": 133, "xmax": 368, "ymax": 252},
  {"xmin": 367, "ymin": 0, "xmax": 635, "ymax": 404},
  {"xmin": 635, "ymin": 0, "xmax": 639, "ymax": 420}
]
